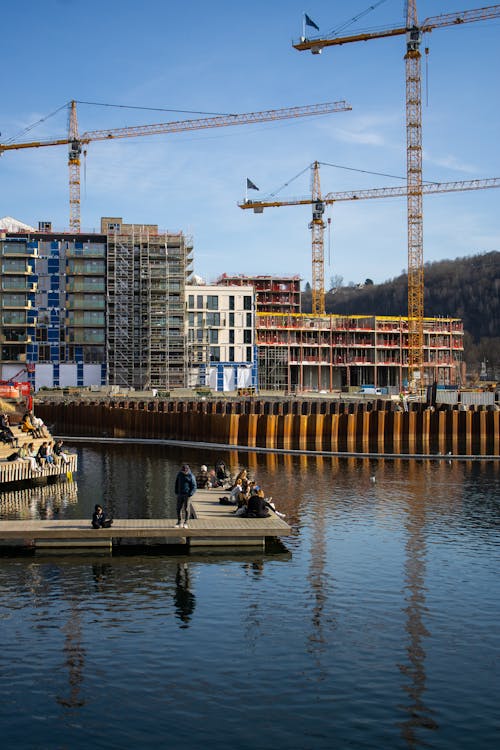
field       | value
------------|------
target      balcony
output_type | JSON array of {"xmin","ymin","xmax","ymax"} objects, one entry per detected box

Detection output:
[{"xmin": 2, "ymin": 263, "xmax": 33, "ymax": 274}]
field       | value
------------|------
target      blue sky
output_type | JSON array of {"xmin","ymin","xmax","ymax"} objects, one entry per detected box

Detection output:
[{"xmin": 1, "ymin": 0, "xmax": 499, "ymax": 287}]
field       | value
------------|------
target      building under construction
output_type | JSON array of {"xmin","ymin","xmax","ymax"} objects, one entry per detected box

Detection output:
[
  {"xmin": 217, "ymin": 274, "xmax": 301, "ymax": 314},
  {"xmin": 102, "ymin": 218, "xmax": 192, "ymax": 389},
  {"xmin": 257, "ymin": 312, "xmax": 464, "ymax": 392}
]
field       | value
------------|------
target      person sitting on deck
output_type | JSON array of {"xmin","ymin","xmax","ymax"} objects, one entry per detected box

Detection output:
[
  {"xmin": 36, "ymin": 441, "xmax": 54, "ymax": 466},
  {"xmin": 196, "ymin": 464, "xmax": 209, "ymax": 489},
  {"xmin": 53, "ymin": 439, "xmax": 70, "ymax": 465},
  {"xmin": 234, "ymin": 469, "xmax": 250, "ymax": 494},
  {"xmin": 246, "ymin": 489, "xmax": 271, "ymax": 519},
  {"xmin": 224, "ymin": 479, "xmax": 243, "ymax": 506},
  {"xmin": 21, "ymin": 413, "xmax": 38, "ymax": 438},
  {"xmin": 207, "ymin": 469, "xmax": 218, "ymax": 488},
  {"xmin": 0, "ymin": 414, "xmax": 19, "ymax": 447},
  {"xmin": 31, "ymin": 414, "xmax": 49, "ymax": 438},
  {"xmin": 46, "ymin": 441, "xmax": 56, "ymax": 465},
  {"xmin": 19, "ymin": 442, "xmax": 42, "ymax": 473},
  {"xmin": 215, "ymin": 459, "xmax": 229, "ymax": 486},
  {"xmin": 92, "ymin": 504, "xmax": 113, "ymax": 529}
]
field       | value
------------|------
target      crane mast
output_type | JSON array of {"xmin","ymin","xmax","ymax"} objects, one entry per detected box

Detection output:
[
  {"xmin": 310, "ymin": 162, "xmax": 326, "ymax": 315},
  {"xmin": 405, "ymin": 0, "xmax": 424, "ymax": 386},
  {"xmin": 68, "ymin": 101, "xmax": 82, "ymax": 234}
]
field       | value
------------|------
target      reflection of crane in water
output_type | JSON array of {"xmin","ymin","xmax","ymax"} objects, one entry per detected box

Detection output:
[
  {"xmin": 306, "ymin": 455, "xmax": 335, "ymax": 665},
  {"xmin": 56, "ymin": 591, "xmax": 86, "ymax": 709},
  {"xmin": 397, "ymin": 462, "xmax": 438, "ymax": 746}
]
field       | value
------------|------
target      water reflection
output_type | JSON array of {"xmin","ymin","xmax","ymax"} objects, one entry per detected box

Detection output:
[
  {"xmin": 398, "ymin": 467, "xmax": 438, "ymax": 748},
  {"xmin": 57, "ymin": 595, "xmax": 86, "ymax": 709},
  {"xmin": 174, "ymin": 562, "xmax": 196, "ymax": 628},
  {"xmin": 0, "ymin": 446, "xmax": 498, "ymax": 750}
]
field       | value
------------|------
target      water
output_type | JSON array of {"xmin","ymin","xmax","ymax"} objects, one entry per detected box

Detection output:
[{"xmin": 0, "ymin": 444, "xmax": 499, "ymax": 750}]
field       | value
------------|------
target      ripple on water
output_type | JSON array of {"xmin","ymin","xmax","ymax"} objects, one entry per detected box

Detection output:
[{"xmin": 0, "ymin": 448, "xmax": 499, "ymax": 749}]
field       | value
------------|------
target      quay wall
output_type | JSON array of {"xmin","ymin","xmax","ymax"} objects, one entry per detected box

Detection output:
[{"xmin": 35, "ymin": 398, "xmax": 500, "ymax": 456}]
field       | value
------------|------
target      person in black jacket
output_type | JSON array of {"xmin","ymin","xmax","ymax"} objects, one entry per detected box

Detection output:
[
  {"xmin": 174, "ymin": 464, "xmax": 197, "ymax": 529},
  {"xmin": 92, "ymin": 504, "xmax": 113, "ymax": 529},
  {"xmin": 246, "ymin": 490, "xmax": 271, "ymax": 518}
]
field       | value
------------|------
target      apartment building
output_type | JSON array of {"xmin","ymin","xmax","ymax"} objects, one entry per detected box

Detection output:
[
  {"xmin": 186, "ymin": 284, "xmax": 257, "ymax": 391},
  {"xmin": 0, "ymin": 217, "xmax": 193, "ymax": 391}
]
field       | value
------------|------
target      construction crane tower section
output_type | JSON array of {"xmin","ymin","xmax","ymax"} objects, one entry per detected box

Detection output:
[{"xmin": 310, "ymin": 162, "xmax": 326, "ymax": 315}]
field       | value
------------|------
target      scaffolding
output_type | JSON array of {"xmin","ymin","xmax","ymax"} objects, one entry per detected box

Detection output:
[
  {"xmin": 106, "ymin": 230, "xmax": 135, "ymax": 387},
  {"xmin": 106, "ymin": 223, "xmax": 192, "ymax": 390}
]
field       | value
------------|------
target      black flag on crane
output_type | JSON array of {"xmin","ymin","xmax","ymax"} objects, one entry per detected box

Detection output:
[
  {"xmin": 246, "ymin": 178, "xmax": 259, "ymax": 191},
  {"xmin": 304, "ymin": 13, "xmax": 319, "ymax": 31}
]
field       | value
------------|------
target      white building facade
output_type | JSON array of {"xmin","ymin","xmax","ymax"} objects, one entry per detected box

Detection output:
[{"xmin": 186, "ymin": 284, "xmax": 257, "ymax": 392}]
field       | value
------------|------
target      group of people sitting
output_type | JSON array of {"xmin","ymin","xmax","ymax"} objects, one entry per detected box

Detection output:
[
  {"xmin": 221, "ymin": 467, "xmax": 286, "ymax": 519},
  {"xmin": 5, "ymin": 439, "xmax": 71, "ymax": 470},
  {"xmin": 20, "ymin": 411, "xmax": 49, "ymax": 439},
  {"xmin": 1, "ymin": 410, "xmax": 50, "ymax": 447},
  {"xmin": 195, "ymin": 459, "xmax": 231, "ymax": 490}
]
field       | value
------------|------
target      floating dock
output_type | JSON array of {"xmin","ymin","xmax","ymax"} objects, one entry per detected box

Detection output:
[{"xmin": 0, "ymin": 490, "xmax": 291, "ymax": 553}]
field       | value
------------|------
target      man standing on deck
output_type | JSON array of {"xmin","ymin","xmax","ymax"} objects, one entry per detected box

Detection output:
[{"xmin": 174, "ymin": 464, "xmax": 197, "ymax": 529}]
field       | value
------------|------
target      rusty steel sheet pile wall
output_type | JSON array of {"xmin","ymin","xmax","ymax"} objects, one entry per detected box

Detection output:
[{"xmin": 34, "ymin": 398, "xmax": 500, "ymax": 456}]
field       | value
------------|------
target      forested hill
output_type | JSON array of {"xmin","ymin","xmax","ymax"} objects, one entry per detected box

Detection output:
[{"xmin": 301, "ymin": 251, "xmax": 499, "ymax": 372}]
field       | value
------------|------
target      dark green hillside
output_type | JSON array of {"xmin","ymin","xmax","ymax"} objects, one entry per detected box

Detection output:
[{"xmin": 302, "ymin": 251, "xmax": 500, "ymax": 376}]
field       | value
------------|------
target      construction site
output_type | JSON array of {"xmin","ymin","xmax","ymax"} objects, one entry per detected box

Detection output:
[{"xmin": 0, "ymin": 5, "xmax": 499, "ymax": 398}]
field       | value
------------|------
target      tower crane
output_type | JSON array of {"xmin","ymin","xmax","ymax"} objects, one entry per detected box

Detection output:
[
  {"xmin": 239, "ymin": 161, "xmax": 500, "ymax": 322},
  {"xmin": 0, "ymin": 99, "xmax": 351, "ymax": 233},
  {"xmin": 293, "ymin": 2, "xmax": 500, "ymax": 388}
]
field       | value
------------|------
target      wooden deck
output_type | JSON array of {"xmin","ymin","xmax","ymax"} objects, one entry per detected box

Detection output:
[
  {"xmin": 0, "ymin": 425, "xmax": 78, "ymax": 485},
  {"xmin": 0, "ymin": 490, "xmax": 291, "ymax": 553}
]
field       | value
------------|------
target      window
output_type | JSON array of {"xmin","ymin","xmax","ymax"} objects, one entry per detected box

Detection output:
[
  {"xmin": 229, "ymin": 295, "xmax": 235, "ymax": 311},
  {"xmin": 210, "ymin": 347, "xmax": 220, "ymax": 362},
  {"xmin": 243, "ymin": 295, "xmax": 252, "ymax": 310},
  {"xmin": 246, "ymin": 347, "xmax": 253, "ymax": 362},
  {"xmin": 207, "ymin": 295, "xmax": 219, "ymax": 310},
  {"xmin": 246, "ymin": 312, "xmax": 252, "ymax": 327},
  {"xmin": 229, "ymin": 312, "xmax": 235, "ymax": 327},
  {"xmin": 229, "ymin": 347, "xmax": 235, "ymax": 362},
  {"xmin": 188, "ymin": 294, "xmax": 194, "ymax": 308},
  {"xmin": 206, "ymin": 312, "xmax": 220, "ymax": 327},
  {"xmin": 197, "ymin": 295, "xmax": 203, "ymax": 309},
  {"xmin": 209, "ymin": 329, "xmax": 219, "ymax": 344},
  {"xmin": 243, "ymin": 329, "xmax": 252, "ymax": 344},
  {"xmin": 188, "ymin": 313, "xmax": 194, "ymax": 327},
  {"xmin": 229, "ymin": 330, "xmax": 234, "ymax": 344}
]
